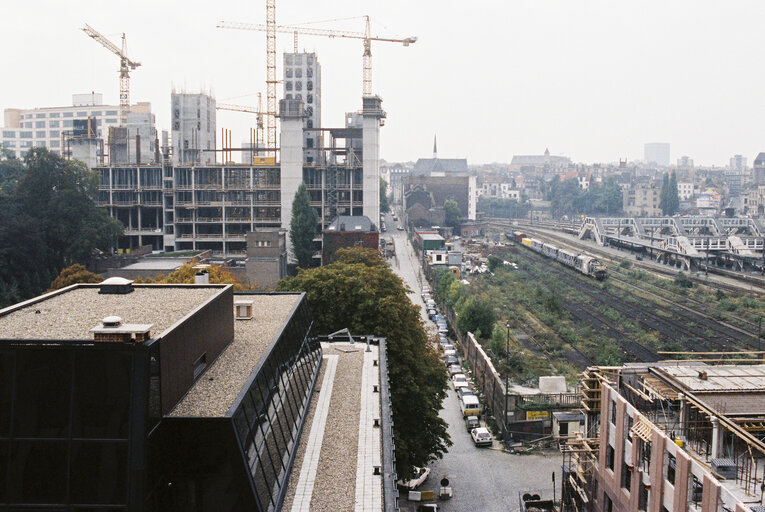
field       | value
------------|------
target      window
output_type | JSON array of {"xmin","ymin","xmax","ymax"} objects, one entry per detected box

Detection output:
[
  {"xmin": 106, "ymin": 118, "xmax": 118, "ymax": 124},
  {"xmin": 49, "ymin": 120, "xmax": 60, "ymax": 128},
  {"xmin": 91, "ymin": 110, "xmax": 102, "ymax": 116},
  {"xmin": 622, "ymin": 461, "xmax": 632, "ymax": 492},
  {"xmin": 666, "ymin": 454, "xmax": 675, "ymax": 484},
  {"xmin": 24, "ymin": 122, "xmax": 32, "ymax": 128},
  {"xmin": 285, "ymin": 67, "xmax": 293, "ymax": 78},
  {"xmin": 285, "ymin": 93, "xmax": 292, "ymax": 100},
  {"xmin": 307, "ymin": 80, "xmax": 313, "ymax": 91},
  {"xmin": 35, "ymin": 121, "xmax": 45, "ymax": 128},
  {"xmin": 307, "ymin": 93, "xmax": 313, "ymax": 104},
  {"xmin": 20, "ymin": 141, "xmax": 32, "ymax": 148},
  {"xmin": 77, "ymin": 111, "xmax": 87, "ymax": 117},
  {"xmin": 35, "ymin": 141, "xmax": 46, "ymax": 147},
  {"xmin": 307, "ymin": 66, "xmax": 313, "ymax": 77},
  {"xmin": 49, "ymin": 130, "xmax": 59, "ymax": 138},
  {"xmin": 63, "ymin": 112, "xmax": 73, "ymax": 118},
  {"xmin": 106, "ymin": 110, "xmax": 118, "ymax": 115},
  {"xmin": 63, "ymin": 120, "xmax": 73, "ymax": 127},
  {"xmin": 626, "ymin": 415, "xmax": 634, "ymax": 440},
  {"xmin": 611, "ymin": 400, "xmax": 617, "ymax": 425},
  {"xmin": 604, "ymin": 493, "xmax": 613, "ymax": 512},
  {"xmin": 296, "ymin": 93, "xmax": 302, "ymax": 101},
  {"xmin": 19, "ymin": 131, "xmax": 32, "ymax": 138},
  {"xmin": 606, "ymin": 445, "xmax": 615, "ymax": 471},
  {"xmin": 306, "ymin": 106, "xmax": 313, "ymax": 117},
  {"xmin": 285, "ymin": 54, "xmax": 293, "ymax": 65},
  {"xmin": 295, "ymin": 68, "xmax": 302, "ymax": 78},
  {"xmin": 49, "ymin": 140, "xmax": 60, "ymax": 148},
  {"xmin": 35, "ymin": 131, "xmax": 46, "ymax": 139},
  {"xmin": 4, "ymin": 141, "xmax": 15, "ymax": 148},
  {"xmin": 285, "ymin": 81, "xmax": 293, "ymax": 91},
  {"xmin": 49, "ymin": 112, "xmax": 60, "ymax": 118},
  {"xmin": 35, "ymin": 113, "xmax": 45, "ymax": 118},
  {"xmin": 295, "ymin": 81, "xmax": 302, "ymax": 91},
  {"xmin": 2, "ymin": 130, "xmax": 15, "ymax": 138},
  {"xmin": 639, "ymin": 481, "xmax": 649, "ymax": 511},
  {"xmin": 293, "ymin": 54, "xmax": 303, "ymax": 64}
]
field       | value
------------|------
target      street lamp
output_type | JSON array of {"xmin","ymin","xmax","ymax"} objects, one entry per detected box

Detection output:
[{"xmin": 504, "ymin": 321, "xmax": 511, "ymax": 444}]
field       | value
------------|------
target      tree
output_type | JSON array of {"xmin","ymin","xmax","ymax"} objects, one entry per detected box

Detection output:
[
  {"xmin": 380, "ymin": 178, "xmax": 390, "ymax": 214},
  {"xmin": 457, "ymin": 297, "xmax": 496, "ymax": 339},
  {"xmin": 444, "ymin": 198, "xmax": 461, "ymax": 229},
  {"xmin": 49, "ymin": 264, "xmax": 103, "ymax": 290},
  {"xmin": 668, "ymin": 171, "xmax": 680, "ymax": 214},
  {"xmin": 289, "ymin": 182, "xmax": 318, "ymax": 268},
  {"xmin": 659, "ymin": 172, "xmax": 670, "ymax": 214},
  {"xmin": 135, "ymin": 260, "xmax": 248, "ymax": 290},
  {"xmin": 277, "ymin": 247, "xmax": 450, "ymax": 478},
  {"xmin": 0, "ymin": 148, "xmax": 122, "ymax": 305}
]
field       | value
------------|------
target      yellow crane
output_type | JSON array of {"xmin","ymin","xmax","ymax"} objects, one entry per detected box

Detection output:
[
  {"xmin": 218, "ymin": 16, "xmax": 417, "ymax": 97},
  {"xmin": 81, "ymin": 23, "xmax": 141, "ymax": 127}
]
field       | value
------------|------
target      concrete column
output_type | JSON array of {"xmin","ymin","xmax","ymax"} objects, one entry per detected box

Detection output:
[
  {"xmin": 678, "ymin": 393, "xmax": 686, "ymax": 438},
  {"xmin": 710, "ymin": 417, "xmax": 721, "ymax": 459},
  {"xmin": 362, "ymin": 96, "xmax": 385, "ymax": 226},
  {"xmin": 278, "ymin": 99, "xmax": 306, "ymax": 262}
]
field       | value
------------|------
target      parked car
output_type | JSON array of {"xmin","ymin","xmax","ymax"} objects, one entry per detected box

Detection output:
[
  {"xmin": 427, "ymin": 308, "xmax": 437, "ymax": 318},
  {"xmin": 397, "ymin": 226, "xmax": 404, "ymax": 231},
  {"xmin": 457, "ymin": 386, "xmax": 476, "ymax": 400},
  {"xmin": 453, "ymin": 374, "xmax": 469, "ymax": 389},
  {"xmin": 471, "ymin": 427, "xmax": 493, "ymax": 447},
  {"xmin": 460, "ymin": 394, "xmax": 482, "ymax": 417},
  {"xmin": 438, "ymin": 325, "xmax": 448, "ymax": 334},
  {"xmin": 444, "ymin": 356, "xmax": 459, "ymax": 367},
  {"xmin": 443, "ymin": 349, "xmax": 456, "ymax": 358},
  {"xmin": 442, "ymin": 344, "xmax": 454, "ymax": 351},
  {"xmin": 465, "ymin": 415, "xmax": 480, "ymax": 432},
  {"xmin": 448, "ymin": 364, "xmax": 463, "ymax": 376},
  {"xmin": 397, "ymin": 466, "xmax": 431, "ymax": 490}
]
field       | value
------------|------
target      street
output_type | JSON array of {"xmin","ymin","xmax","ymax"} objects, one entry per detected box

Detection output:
[{"xmin": 387, "ymin": 215, "xmax": 562, "ymax": 512}]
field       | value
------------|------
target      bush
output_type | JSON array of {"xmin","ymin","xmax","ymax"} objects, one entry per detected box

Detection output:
[
  {"xmin": 619, "ymin": 260, "xmax": 632, "ymax": 269},
  {"xmin": 674, "ymin": 272, "xmax": 693, "ymax": 288}
]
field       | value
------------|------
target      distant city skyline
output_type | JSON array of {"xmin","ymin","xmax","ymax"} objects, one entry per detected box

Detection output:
[{"xmin": 2, "ymin": 0, "xmax": 765, "ymax": 166}]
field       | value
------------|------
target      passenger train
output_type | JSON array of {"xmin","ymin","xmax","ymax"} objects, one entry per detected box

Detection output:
[{"xmin": 513, "ymin": 231, "xmax": 607, "ymax": 280}]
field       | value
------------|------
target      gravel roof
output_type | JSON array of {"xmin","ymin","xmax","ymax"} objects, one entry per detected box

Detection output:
[
  {"xmin": 282, "ymin": 342, "xmax": 374, "ymax": 511},
  {"xmin": 170, "ymin": 293, "xmax": 301, "ymax": 417},
  {"xmin": 0, "ymin": 285, "xmax": 222, "ymax": 340}
]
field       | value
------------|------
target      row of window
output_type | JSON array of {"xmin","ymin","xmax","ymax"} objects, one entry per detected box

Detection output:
[
  {"xmin": 18, "ymin": 118, "xmax": 118, "ymax": 130},
  {"xmin": 284, "ymin": 80, "xmax": 314, "ymax": 92},
  {"xmin": 284, "ymin": 67, "xmax": 314, "ymax": 79},
  {"xmin": 284, "ymin": 93, "xmax": 314, "ymax": 105},
  {"xmin": 3, "ymin": 125, "xmax": 111, "ymax": 140},
  {"xmin": 23, "ymin": 110, "xmax": 118, "ymax": 119},
  {"xmin": 284, "ymin": 54, "xmax": 316, "ymax": 66}
]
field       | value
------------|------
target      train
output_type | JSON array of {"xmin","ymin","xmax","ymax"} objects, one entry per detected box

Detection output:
[{"xmin": 513, "ymin": 231, "xmax": 607, "ymax": 280}]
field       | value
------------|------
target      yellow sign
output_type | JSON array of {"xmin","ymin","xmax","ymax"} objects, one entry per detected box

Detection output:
[{"xmin": 526, "ymin": 410, "xmax": 550, "ymax": 421}]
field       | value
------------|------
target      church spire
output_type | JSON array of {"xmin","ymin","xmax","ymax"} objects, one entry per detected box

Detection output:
[{"xmin": 433, "ymin": 134, "xmax": 438, "ymax": 159}]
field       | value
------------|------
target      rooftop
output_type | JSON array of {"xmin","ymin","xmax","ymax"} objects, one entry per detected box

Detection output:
[
  {"xmin": 0, "ymin": 284, "xmax": 223, "ymax": 340},
  {"xmin": 325, "ymin": 215, "xmax": 377, "ymax": 233},
  {"xmin": 170, "ymin": 293, "xmax": 302, "ymax": 417},
  {"xmin": 282, "ymin": 341, "xmax": 384, "ymax": 512}
]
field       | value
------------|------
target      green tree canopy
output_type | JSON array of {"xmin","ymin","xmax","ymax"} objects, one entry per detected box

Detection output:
[
  {"xmin": 457, "ymin": 296, "xmax": 496, "ymax": 339},
  {"xmin": 380, "ymin": 177, "xmax": 390, "ymax": 214},
  {"xmin": 277, "ymin": 247, "xmax": 450, "ymax": 477},
  {"xmin": 444, "ymin": 198, "xmax": 462, "ymax": 229},
  {"xmin": 289, "ymin": 182, "xmax": 318, "ymax": 268},
  {"xmin": 49, "ymin": 264, "xmax": 103, "ymax": 290},
  {"xmin": 0, "ymin": 148, "xmax": 122, "ymax": 306}
]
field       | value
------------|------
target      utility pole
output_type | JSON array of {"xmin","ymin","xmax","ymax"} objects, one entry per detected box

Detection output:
[
  {"xmin": 505, "ymin": 322, "xmax": 511, "ymax": 444},
  {"xmin": 759, "ymin": 316, "xmax": 763, "ymax": 357}
]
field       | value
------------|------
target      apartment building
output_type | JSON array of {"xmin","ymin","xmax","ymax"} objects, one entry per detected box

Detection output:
[
  {"xmin": 170, "ymin": 90, "xmax": 216, "ymax": 165},
  {"xmin": 564, "ymin": 364, "xmax": 761, "ymax": 512},
  {"xmin": 1, "ymin": 93, "xmax": 151, "ymax": 160},
  {"xmin": 283, "ymin": 52, "xmax": 321, "ymax": 164},
  {"xmin": 623, "ymin": 183, "xmax": 662, "ymax": 216}
]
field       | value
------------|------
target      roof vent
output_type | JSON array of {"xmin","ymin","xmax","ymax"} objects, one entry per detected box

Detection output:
[
  {"xmin": 193, "ymin": 264, "xmax": 211, "ymax": 285},
  {"xmin": 234, "ymin": 298, "xmax": 254, "ymax": 320},
  {"xmin": 91, "ymin": 316, "xmax": 153, "ymax": 343},
  {"xmin": 98, "ymin": 277, "xmax": 134, "ymax": 294}
]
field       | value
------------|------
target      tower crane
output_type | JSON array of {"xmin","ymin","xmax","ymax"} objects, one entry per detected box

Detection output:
[
  {"xmin": 81, "ymin": 23, "xmax": 141, "ymax": 127},
  {"xmin": 218, "ymin": 16, "xmax": 416, "ymax": 97},
  {"xmin": 215, "ymin": 93, "xmax": 266, "ymax": 151}
]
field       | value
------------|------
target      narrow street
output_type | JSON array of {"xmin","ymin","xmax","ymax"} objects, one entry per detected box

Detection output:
[{"xmin": 387, "ymin": 214, "xmax": 562, "ymax": 512}]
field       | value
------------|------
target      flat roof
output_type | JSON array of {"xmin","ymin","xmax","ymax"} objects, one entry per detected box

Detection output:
[
  {"xmin": 420, "ymin": 234, "xmax": 445, "ymax": 241},
  {"xmin": 170, "ymin": 293, "xmax": 302, "ymax": 417},
  {"xmin": 282, "ymin": 342, "xmax": 383, "ymax": 511},
  {"xmin": 120, "ymin": 259, "xmax": 187, "ymax": 271},
  {"xmin": 0, "ymin": 285, "xmax": 223, "ymax": 340},
  {"xmin": 657, "ymin": 364, "xmax": 765, "ymax": 393}
]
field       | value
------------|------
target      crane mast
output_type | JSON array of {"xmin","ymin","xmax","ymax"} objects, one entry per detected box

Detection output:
[
  {"xmin": 265, "ymin": 0, "xmax": 277, "ymax": 155},
  {"xmin": 81, "ymin": 24, "xmax": 141, "ymax": 127}
]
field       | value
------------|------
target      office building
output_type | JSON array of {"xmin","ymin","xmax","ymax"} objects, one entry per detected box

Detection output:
[
  {"xmin": 0, "ymin": 280, "xmax": 398, "ymax": 511},
  {"xmin": 170, "ymin": 90, "xmax": 216, "ymax": 165},
  {"xmin": 283, "ymin": 52, "xmax": 321, "ymax": 164},
  {"xmin": 729, "ymin": 154, "xmax": 747, "ymax": 171},
  {"xmin": 1, "ymin": 93, "xmax": 150, "ymax": 160},
  {"xmin": 644, "ymin": 143, "xmax": 670, "ymax": 167}
]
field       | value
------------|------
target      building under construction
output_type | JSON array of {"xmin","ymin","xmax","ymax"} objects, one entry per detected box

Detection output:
[
  {"xmin": 95, "ymin": 89, "xmax": 384, "ymax": 260},
  {"xmin": 562, "ymin": 363, "xmax": 765, "ymax": 512}
]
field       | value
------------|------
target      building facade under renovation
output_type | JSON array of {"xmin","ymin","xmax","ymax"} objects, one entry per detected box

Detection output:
[
  {"xmin": 171, "ymin": 90, "xmax": 216, "ymax": 166},
  {"xmin": 563, "ymin": 364, "xmax": 765, "ymax": 512}
]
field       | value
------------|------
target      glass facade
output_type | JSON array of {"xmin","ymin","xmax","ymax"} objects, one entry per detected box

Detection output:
[{"xmin": 0, "ymin": 344, "xmax": 147, "ymax": 511}]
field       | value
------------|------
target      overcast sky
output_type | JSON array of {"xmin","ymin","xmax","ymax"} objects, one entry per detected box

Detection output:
[{"xmin": 2, "ymin": 0, "xmax": 763, "ymax": 166}]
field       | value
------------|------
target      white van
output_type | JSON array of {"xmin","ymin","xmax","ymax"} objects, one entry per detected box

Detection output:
[{"xmin": 460, "ymin": 394, "xmax": 482, "ymax": 417}]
